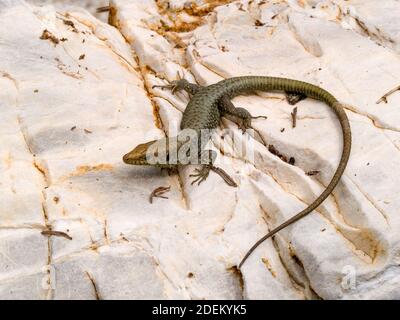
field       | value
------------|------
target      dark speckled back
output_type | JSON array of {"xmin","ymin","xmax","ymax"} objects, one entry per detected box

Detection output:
[
  {"xmin": 180, "ymin": 83, "xmax": 223, "ymax": 130},
  {"xmin": 180, "ymin": 76, "xmax": 339, "ymax": 130}
]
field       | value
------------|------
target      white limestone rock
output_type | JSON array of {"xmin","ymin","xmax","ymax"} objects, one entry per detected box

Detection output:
[
  {"xmin": 27, "ymin": 0, "xmax": 110, "ymax": 21},
  {"xmin": 1, "ymin": 0, "xmax": 400, "ymax": 299}
]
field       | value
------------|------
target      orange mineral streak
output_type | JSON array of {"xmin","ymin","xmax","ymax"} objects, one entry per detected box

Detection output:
[{"xmin": 72, "ymin": 163, "xmax": 114, "ymax": 176}]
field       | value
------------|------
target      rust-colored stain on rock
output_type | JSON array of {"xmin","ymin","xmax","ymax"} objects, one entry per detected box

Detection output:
[
  {"xmin": 261, "ymin": 257, "xmax": 277, "ymax": 277},
  {"xmin": 74, "ymin": 163, "xmax": 114, "ymax": 176}
]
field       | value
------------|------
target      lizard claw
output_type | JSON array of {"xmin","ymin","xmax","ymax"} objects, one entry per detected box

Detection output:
[
  {"xmin": 152, "ymin": 80, "xmax": 180, "ymax": 94},
  {"xmin": 152, "ymin": 83, "xmax": 176, "ymax": 92},
  {"xmin": 189, "ymin": 166, "xmax": 210, "ymax": 186}
]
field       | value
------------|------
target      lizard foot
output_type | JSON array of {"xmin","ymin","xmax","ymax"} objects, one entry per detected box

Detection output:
[
  {"xmin": 152, "ymin": 81, "xmax": 179, "ymax": 94},
  {"xmin": 223, "ymin": 107, "xmax": 267, "ymax": 134},
  {"xmin": 189, "ymin": 165, "xmax": 211, "ymax": 186},
  {"xmin": 152, "ymin": 75, "xmax": 192, "ymax": 95},
  {"xmin": 238, "ymin": 116, "xmax": 268, "ymax": 134}
]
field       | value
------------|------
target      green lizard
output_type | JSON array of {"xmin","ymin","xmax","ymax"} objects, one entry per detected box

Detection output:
[{"xmin": 123, "ymin": 76, "xmax": 352, "ymax": 268}]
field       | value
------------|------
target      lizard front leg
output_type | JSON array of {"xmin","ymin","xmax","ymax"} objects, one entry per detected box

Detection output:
[
  {"xmin": 189, "ymin": 149, "xmax": 216, "ymax": 185},
  {"xmin": 153, "ymin": 79, "xmax": 201, "ymax": 96},
  {"xmin": 189, "ymin": 149, "xmax": 237, "ymax": 187}
]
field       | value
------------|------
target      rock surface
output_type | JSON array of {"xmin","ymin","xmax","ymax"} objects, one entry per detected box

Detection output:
[
  {"xmin": 0, "ymin": 0, "xmax": 400, "ymax": 299},
  {"xmin": 27, "ymin": 0, "xmax": 110, "ymax": 21}
]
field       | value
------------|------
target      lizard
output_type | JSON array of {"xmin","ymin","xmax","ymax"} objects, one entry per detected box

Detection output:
[{"xmin": 122, "ymin": 76, "xmax": 352, "ymax": 268}]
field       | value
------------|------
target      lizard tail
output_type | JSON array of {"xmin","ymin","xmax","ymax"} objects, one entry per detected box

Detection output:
[{"xmin": 236, "ymin": 77, "xmax": 352, "ymax": 268}]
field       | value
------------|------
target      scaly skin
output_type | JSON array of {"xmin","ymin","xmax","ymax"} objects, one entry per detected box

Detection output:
[{"xmin": 123, "ymin": 76, "xmax": 352, "ymax": 268}]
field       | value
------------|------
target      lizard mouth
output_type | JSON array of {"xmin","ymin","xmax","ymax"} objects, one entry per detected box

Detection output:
[{"xmin": 122, "ymin": 152, "xmax": 145, "ymax": 164}]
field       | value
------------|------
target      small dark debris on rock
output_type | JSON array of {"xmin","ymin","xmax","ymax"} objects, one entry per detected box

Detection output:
[
  {"xmin": 255, "ymin": 19, "xmax": 265, "ymax": 27},
  {"xmin": 34, "ymin": 89, "xmax": 39, "ymax": 93},
  {"xmin": 306, "ymin": 170, "xmax": 320, "ymax": 176},
  {"xmin": 291, "ymin": 106, "xmax": 298, "ymax": 128},
  {"xmin": 70, "ymin": 126, "xmax": 76, "ymax": 131},
  {"xmin": 289, "ymin": 157, "xmax": 295, "ymax": 165},
  {"xmin": 286, "ymin": 92, "xmax": 306, "ymax": 105},
  {"xmin": 149, "ymin": 186, "xmax": 171, "ymax": 204},
  {"xmin": 40, "ymin": 29, "xmax": 59, "ymax": 45},
  {"xmin": 84, "ymin": 129, "xmax": 92, "ymax": 134},
  {"xmin": 63, "ymin": 19, "xmax": 78, "ymax": 33},
  {"xmin": 79, "ymin": 54, "xmax": 85, "ymax": 60},
  {"xmin": 63, "ymin": 19, "xmax": 74, "ymax": 27},
  {"xmin": 41, "ymin": 229, "xmax": 72, "ymax": 240},
  {"xmin": 96, "ymin": 6, "xmax": 111, "ymax": 13},
  {"xmin": 268, "ymin": 144, "xmax": 291, "ymax": 164}
]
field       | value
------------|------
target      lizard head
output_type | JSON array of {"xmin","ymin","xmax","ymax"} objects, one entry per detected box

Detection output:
[{"xmin": 122, "ymin": 140, "xmax": 158, "ymax": 165}]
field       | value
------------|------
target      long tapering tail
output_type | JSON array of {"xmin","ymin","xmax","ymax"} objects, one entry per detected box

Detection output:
[{"xmin": 235, "ymin": 77, "xmax": 351, "ymax": 268}]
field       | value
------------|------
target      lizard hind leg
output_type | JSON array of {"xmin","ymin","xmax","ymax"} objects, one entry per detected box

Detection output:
[
  {"xmin": 218, "ymin": 96, "xmax": 267, "ymax": 133},
  {"xmin": 224, "ymin": 107, "xmax": 268, "ymax": 133},
  {"xmin": 223, "ymin": 107, "xmax": 252, "ymax": 133}
]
